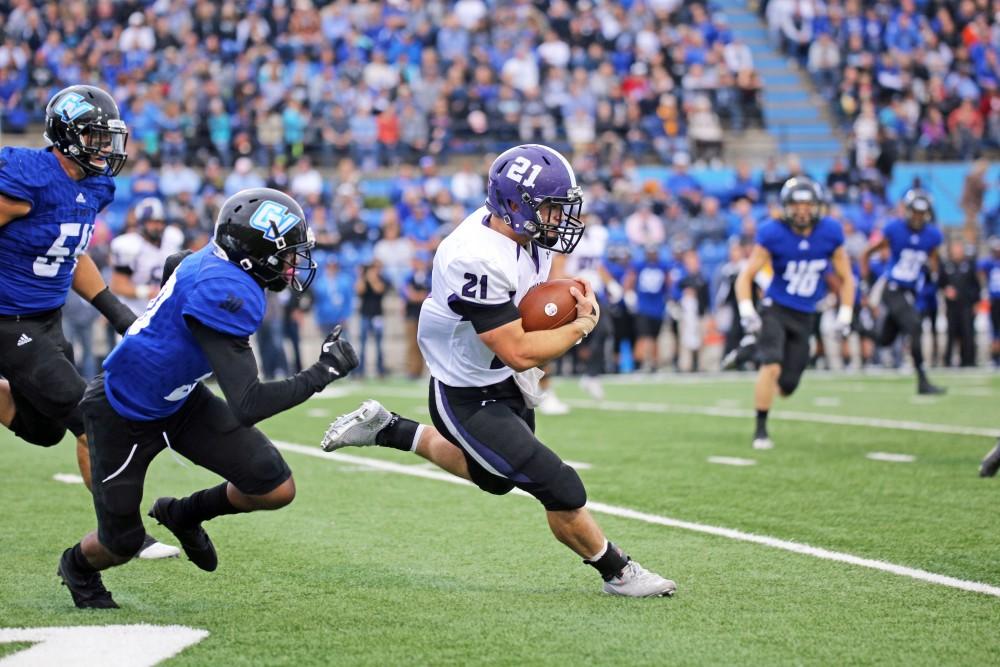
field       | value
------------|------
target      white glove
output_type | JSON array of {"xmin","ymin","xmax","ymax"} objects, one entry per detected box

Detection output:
[
  {"xmin": 738, "ymin": 300, "xmax": 762, "ymax": 334},
  {"xmin": 835, "ymin": 304, "xmax": 853, "ymax": 339}
]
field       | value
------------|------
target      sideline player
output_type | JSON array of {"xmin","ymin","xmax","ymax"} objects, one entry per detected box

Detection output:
[
  {"xmin": 323, "ymin": 145, "xmax": 676, "ymax": 597},
  {"xmin": 109, "ymin": 197, "xmax": 184, "ymax": 314},
  {"xmin": 0, "ymin": 85, "xmax": 176, "ymax": 558},
  {"xmin": 861, "ymin": 189, "xmax": 946, "ymax": 395},
  {"xmin": 57, "ymin": 189, "xmax": 359, "ymax": 608},
  {"xmin": 735, "ymin": 177, "xmax": 855, "ymax": 450}
]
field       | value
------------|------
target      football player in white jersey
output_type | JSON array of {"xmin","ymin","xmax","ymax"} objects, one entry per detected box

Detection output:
[
  {"xmin": 322, "ymin": 145, "xmax": 676, "ymax": 597},
  {"xmin": 110, "ymin": 197, "xmax": 184, "ymax": 313}
]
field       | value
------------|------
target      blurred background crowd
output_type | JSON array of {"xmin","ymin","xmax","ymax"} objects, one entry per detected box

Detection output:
[{"xmin": 1, "ymin": 0, "xmax": 999, "ymax": 380}]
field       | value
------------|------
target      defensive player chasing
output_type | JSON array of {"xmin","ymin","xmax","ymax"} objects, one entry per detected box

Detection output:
[
  {"xmin": 861, "ymin": 189, "xmax": 946, "ymax": 395},
  {"xmin": 323, "ymin": 145, "xmax": 676, "ymax": 597},
  {"xmin": 735, "ymin": 177, "xmax": 855, "ymax": 450},
  {"xmin": 58, "ymin": 189, "xmax": 359, "ymax": 608},
  {"xmin": 0, "ymin": 85, "xmax": 177, "ymax": 559}
]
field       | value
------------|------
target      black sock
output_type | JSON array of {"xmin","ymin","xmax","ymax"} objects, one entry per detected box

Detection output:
[
  {"xmin": 585, "ymin": 541, "xmax": 630, "ymax": 581},
  {"xmin": 172, "ymin": 482, "xmax": 242, "ymax": 526},
  {"xmin": 70, "ymin": 543, "xmax": 97, "ymax": 574},
  {"xmin": 755, "ymin": 410, "xmax": 768, "ymax": 436},
  {"xmin": 375, "ymin": 413, "xmax": 419, "ymax": 451}
]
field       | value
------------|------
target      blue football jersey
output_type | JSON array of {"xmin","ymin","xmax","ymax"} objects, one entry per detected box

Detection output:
[
  {"xmin": 632, "ymin": 260, "xmax": 671, "ymax": 318},
  {"xmin": 103, "ymin": 244, "xmax": 265, "ymax": 421},
  {"xmin": 757, "ymin": 217, "xmax": 845, "ymax": 313},
  {"xmin": 0, "ymin": 147, "xmax": 114, "ymax": 314},
  {"xmin": 882, "ymin": 219, "xmax": 943, "ymax": 290},
  {"xmin": 977, "ymin": 258, "xmax": 1000, "ymax": 298}
]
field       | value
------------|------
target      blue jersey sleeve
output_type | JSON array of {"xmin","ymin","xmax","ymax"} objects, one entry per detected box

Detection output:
[
  {"xmin": 182, "ymin": 277, "xmax": 265, "ymax": 337},
  {"xmin": 0, "ymin": 147, "xmax": 39, "ymax": 206},
  {"xmin": 928, "ymin": 225, "xmax": 944, "ymax": 249},
  {"xmin": 825, "ymin": 218, "xmax": 845, "ymax": 247},
  {"xmin": 755, "ymin": 220, "xmax": 779, "ymax": 253}
]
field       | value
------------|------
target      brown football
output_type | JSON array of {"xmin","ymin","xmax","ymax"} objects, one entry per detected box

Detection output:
[{"xmin": 518, "ymin": 279, "xmax": 585, "ymax": 332}]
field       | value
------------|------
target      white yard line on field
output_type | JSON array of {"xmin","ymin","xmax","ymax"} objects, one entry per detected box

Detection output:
[
  {"xmin": 707, "ymin": 456, "xmax": 757, "ymax": 466},
  {"xmin": 275, "ymin": 441, "xmax": 1000, "ymax": 599},
  {"xmin": 562, "ymin": 399, "xmax": 1000, "ymax": 439},
  {"xmin": 866, "ymin": 453, "xmax": 916, "ymax": 463}
]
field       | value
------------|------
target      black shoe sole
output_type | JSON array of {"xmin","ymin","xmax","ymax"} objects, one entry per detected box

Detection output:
[{"xmin": 148, "ymin": 498, "xmax": 218, "ymax": 572}]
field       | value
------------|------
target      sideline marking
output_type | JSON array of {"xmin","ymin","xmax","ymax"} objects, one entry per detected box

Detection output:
[
  {"xmin": 562, "ymin": 399, "xmax": 1000, "ymax": 439},
  {"xmin": 707, "ymin": 456, "xmax": 756, "ymax": 466},
  {"xmin": 275, "ymin": 441, "xmax": 1000, "ymax": 599},
  {"xmin": 867, "ymin": 452, "xmax": 916, "ymax": 463}
]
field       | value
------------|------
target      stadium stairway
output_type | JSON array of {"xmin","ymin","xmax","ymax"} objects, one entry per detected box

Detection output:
[{"xmin": 715, "ymin": 0, "xmax": 845, "ymax": 166}]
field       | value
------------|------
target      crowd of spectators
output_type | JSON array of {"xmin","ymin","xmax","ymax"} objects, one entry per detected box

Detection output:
[
  {"xmin": 766, "ymin": 0, "xmax": 1000, "ymax": 162},
  {"xmin": 0, "ymin": 0, "xmax": 765, "ymax": 168}
]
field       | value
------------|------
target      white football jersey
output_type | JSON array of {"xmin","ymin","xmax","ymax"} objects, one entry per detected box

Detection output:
[
  {"xmin": 562, "ymin": 224, "xmax": 608, "ymax": 297},
  {"xmin": 418, "ymin": 207, "xmax": 553, "ymax": 387},
  {"xmin": 109, "ymin": 226, "xmax": 184, "ymax": 312}
]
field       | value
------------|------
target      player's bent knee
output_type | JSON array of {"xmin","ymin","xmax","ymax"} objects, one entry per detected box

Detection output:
[
  {"xmin": 103, "ymin": 524, "xmax": 146, "ymax": 560},
  {"xmin": 778, "ymin": 376, "xmax": 801, "ymax": 396},
  {"xmin": 475, "ymin": 473, "xmax": 516, "ymax": 496},
  {"xmin": 10, "ymin": 411, "xmax": 66, "ymax": 447},
  {"xmin": 536, "ymin": 464, "xmax": 587, "ymax": 512}
]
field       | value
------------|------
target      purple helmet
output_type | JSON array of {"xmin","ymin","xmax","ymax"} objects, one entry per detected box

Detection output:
[{"xmin": 485, "ymin": 144, "xmax": 584, "ymax": 254}]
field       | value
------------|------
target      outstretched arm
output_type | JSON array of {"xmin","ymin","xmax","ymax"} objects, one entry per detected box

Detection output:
[{"xmin": 188, "ymin": 317, "xmax": 357, "ymax": 427}]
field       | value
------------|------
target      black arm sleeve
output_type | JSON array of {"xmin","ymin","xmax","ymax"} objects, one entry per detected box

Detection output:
[
  {"xmin": 448, "ymin": 298, "xmax": 521, "ymax": 334},
  {"xmin": 186, "ymin": 315, "xmax": 330, "ymax": 427}
]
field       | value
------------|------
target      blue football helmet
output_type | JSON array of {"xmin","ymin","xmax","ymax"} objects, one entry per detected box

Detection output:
[
  {"xmin": 779, "ymin": 176, "xmax": 825, "ymax": 231},
  {"xmin": 485, "ymin": 144, "xmax": 584, "ymax": 254},
  {"xmin": 902, "ymin": 189, "xmax": 934, "ymax": 230}
]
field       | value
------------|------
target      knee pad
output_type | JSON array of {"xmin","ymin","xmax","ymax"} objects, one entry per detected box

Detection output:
[
  {"xmin": 534, "ymin": 464, "xmax": 587, "ymax": 511},
  {"xmin": 778, "ymin": 375, "xmax": 801, "ymax": 397},
  {"xmin": 10, "ymin": 410, "xmax": 67, "ymax": 447},
  {"xmin": 245, "ymin": 446, "xmax": 292, "ymax": 496},
  {"xmin": 100, "ymin": 521, "xmax": 146, "ymax": 559}
]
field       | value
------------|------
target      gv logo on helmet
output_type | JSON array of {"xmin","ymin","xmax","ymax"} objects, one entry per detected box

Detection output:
[
  {"xmin": 249, "ymin": 200, "xmax": 301, "ymax": 242},
  {"xmin": 53, "ymin": 93, "xmax": 96, "ymax": 121}
]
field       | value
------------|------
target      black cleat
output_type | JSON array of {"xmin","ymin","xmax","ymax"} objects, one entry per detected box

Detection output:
[
  {"xmin": 722, "ymin": 335, "xmax": 758, "ymax": 371},
  {"xmin": 58, "ymin": 548, "xmax": 118, "ymax": 609},
  {"xmin": 148, "ymin": 497, "xmax": 218, "ymax": 572},
  {"xmin": 980, "ymin": 441, "xmax": 1000, "ymax": 478},
  {"xmin": 917, "ymin": 381, "xmax": 947, "ymax": 395}
]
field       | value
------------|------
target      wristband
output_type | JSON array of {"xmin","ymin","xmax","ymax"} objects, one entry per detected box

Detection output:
[
  {"xmin": 836, "ymin": 304, "xmax": 853, "ymax": 325},
  {"xmin": 737, "ymin": 300, "xmax": 756, "ymax": 318},
  {"xmin": 91, "ymin": 287, "xmax": 138, "ymax": 335}
]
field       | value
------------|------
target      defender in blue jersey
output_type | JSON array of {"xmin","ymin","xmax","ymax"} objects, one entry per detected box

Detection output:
[
  {"xmin": 0, "ymin": 86, "xmax": 177, "ymax": 560},
  {"xmin": 57, "ymin": 189, "xmax": 359, "ymax": 609},
  {"xmin": 734, "ymin": 177, "xmax": 855, "ymax": 450},
  {"xmin": 861, "ymin": 189, "xmax": 946, "ymax": 395}
]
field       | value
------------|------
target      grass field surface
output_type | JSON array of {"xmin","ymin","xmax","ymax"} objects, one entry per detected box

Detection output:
[{"xmin": 1, "ymin": 370, "xmax": 998, "ymax": 665}]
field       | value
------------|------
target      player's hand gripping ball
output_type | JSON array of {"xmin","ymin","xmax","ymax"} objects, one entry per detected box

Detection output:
[{"xmin": 518, "ymin": 279, "xmax": 587, "ymax": 332}]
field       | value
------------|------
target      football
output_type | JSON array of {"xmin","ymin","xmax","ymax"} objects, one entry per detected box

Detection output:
[{"xmin": 518, "ymin": 279, "xmax": 585, "ymax": 332}]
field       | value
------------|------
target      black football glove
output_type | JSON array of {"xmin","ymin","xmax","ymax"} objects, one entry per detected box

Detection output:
[{"xmin": 318, "ymin": 325, "xmax": 359, "ymax": 379}]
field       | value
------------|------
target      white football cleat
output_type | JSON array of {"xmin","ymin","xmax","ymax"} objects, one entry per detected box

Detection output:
[
  {"xmin": 537, "ymin": 391, "xmax": 570, "ymax": 415},
  {"xmin": 136, "ymin": 534, "xmax": 180, "ymax": 560},
  {"xmin": 322, "ymin": 399, "xmax": 392, "ymax": 452},
  {"xmin": 579, "ymin": 376, "xmax": 605, "ymax": 401},
  {"xmin": 752, "ymin": 436, "xmax": 774, "ymax": 450},
  {"xmin": 602, "ymin": 560, "xmax": 677, "ymax": 598}
]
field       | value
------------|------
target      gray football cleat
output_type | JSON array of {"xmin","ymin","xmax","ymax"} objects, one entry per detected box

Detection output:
[
  {"xmin": 979, "ymin": 440, "xmax": 1000, "ymax": 478},
  {"xmin": 322, "ymin": 399, "xmax": 392, "ymax": 451},
  {"xmin": 602, "ymin": 560, "xmax": 677, "ymax": 598}
]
